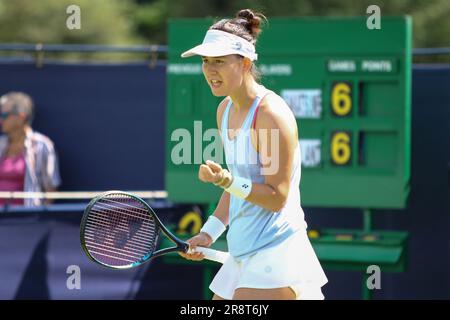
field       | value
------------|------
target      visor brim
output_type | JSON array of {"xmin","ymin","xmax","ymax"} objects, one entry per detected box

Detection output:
[{"xmin": 181, "ymin": 43, "xmax": 241, "ymax": 58}]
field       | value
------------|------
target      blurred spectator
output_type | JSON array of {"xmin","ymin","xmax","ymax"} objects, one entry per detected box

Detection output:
[{"xmin": 0, "ymin": 92, "xmax": 61, "ymax": 206}]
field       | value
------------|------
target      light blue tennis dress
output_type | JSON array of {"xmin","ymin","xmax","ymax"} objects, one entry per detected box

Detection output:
[{"xmin": 221, "ymin": 85, "xmax": 307, "ymax": 260}]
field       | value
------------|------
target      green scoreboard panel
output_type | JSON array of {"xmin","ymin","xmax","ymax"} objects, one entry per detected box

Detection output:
[{"xmin": 166, "ymin": 17, "xmax": 412, "ymax": 209}]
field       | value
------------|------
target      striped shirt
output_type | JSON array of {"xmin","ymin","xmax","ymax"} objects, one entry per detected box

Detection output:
[{"xmin": 0, "ymin": 128, "xmax": 61, "ymax": 207}]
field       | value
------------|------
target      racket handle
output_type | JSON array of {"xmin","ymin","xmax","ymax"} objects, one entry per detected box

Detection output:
[{"xmin": 189, "ymin": 247, "xmax": 230, "ymax": 264}]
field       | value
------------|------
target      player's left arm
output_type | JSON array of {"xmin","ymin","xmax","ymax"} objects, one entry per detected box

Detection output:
[{"xmin": 245, "ymin": 94, "xmax": 298, "ymax": 212}]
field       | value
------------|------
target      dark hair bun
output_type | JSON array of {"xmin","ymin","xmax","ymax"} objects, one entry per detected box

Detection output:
[{"xmin": 236, "ymin": 9, "xmax": 264, "ymax": 39}]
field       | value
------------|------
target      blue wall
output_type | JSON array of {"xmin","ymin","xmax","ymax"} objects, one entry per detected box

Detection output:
[
  {"xmin": 0, "ymin": 61, "xmax": 166, "ymax": 191},
  {"xmin": 0, "ymin": 61, "xmax": 449, "ymax": 299},
  {"xmin": 0, "ymin": 204, "xmax": 204, "ymax": 299}
]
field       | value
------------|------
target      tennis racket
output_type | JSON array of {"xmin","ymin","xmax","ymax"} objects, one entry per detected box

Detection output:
[{"xmin": 80, "ymin": 191, "xmax": 229, "ymax": 269}]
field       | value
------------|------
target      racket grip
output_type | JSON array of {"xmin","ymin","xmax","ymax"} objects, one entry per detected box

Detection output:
[{"xmin": 189, "ymin": 247, "xmax": 230, "ymax": 264}]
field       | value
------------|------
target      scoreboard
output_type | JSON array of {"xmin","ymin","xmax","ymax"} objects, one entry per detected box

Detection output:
[{"xmin": 166, "ymin": 17, "xmax": 412, "ymax": 209}]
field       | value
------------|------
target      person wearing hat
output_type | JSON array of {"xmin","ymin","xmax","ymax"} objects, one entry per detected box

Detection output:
[{"xmin": 179, "ymin": 9, "xmax": 328, "ymax": 300}]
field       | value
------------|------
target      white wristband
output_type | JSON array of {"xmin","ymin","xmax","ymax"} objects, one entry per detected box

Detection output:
[
  {"xmin": 200, "ymin": 215, "xmax": 226, "ymax": 243},
  {"xmin": 225, "ymin": 176, "xmax": 252, "ymax": 199}
]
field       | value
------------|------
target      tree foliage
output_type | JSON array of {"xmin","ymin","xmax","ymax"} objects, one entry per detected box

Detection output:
[
  {"xmin": 0, "ymin": 0, "xmax": 449, "ymax": 61},
  {"xmin": 0, "ymin": 0, "xmax": 142, "ymax": 44},
  {"xmin": 132, "ymin": 0, "xmax": 450, "ymax": 48}
]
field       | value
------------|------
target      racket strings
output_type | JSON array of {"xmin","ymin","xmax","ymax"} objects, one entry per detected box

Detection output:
[
  {"xmin": 96, "ymin": 197, "xmax": 155, "ymax": 219},
  {"xmin": 84, "ymin": 223, "xmax": 151, "ymax": 255},
  {"xmin": 83, "ymin": 194, "xmax": 159, "ymax": 267},
  {"xmin": 85, "ymin": 209, "xmax": 157, "ymax": 264},
  {"xmin": 87, "ymin": 210, "xmax": 155, "ymax": 240}
]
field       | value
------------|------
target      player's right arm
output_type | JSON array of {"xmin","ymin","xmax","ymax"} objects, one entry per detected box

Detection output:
[
  {"xmin": 180, "ymin": 98, "xmax": 230, "ymax": 260},
  {"xmin": 209, "ymin": 97, "xmax": 231, "ymax": 227}
]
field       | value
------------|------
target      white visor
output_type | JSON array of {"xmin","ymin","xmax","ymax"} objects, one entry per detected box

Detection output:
[{"xmin": 181, "ymin": 30, "xmax": 258, "ymax": 61}]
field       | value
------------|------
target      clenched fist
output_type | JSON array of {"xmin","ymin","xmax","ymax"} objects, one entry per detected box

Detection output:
[{"xmin": 198, "ymin": 160, "xmax": 223, "ymax": 184}]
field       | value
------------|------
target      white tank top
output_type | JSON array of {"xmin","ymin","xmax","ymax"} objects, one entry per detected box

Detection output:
[{"xmin": 221, "ymin": 85, "xmax": 307, "ymax": 260}]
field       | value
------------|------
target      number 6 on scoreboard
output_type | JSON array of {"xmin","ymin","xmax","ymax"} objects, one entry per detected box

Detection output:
[
  {"xmin": 331, "ymin": 131, "xmax": 352, "ymax": 165},
  {"xmin": 331, "ymin": 82, "xmax": 353, "ymax": 117}
]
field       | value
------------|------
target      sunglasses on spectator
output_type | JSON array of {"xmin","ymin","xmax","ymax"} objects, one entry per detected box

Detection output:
[{"xmin": 0, "ymin": 111, "xmax": 19, "ymax": 119}]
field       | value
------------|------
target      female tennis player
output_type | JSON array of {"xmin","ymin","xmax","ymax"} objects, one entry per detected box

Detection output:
[{"xmin": 179, "ymin": 9, "xmax": 328, "ymax": 300}]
